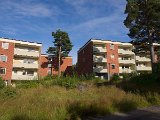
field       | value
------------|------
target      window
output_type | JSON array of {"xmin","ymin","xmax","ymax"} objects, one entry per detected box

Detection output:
[
  {"xmin": 0, "ymin": 55, "xmax": 7, "ymax": 62},
  {"xmin": 0, "ymin": 68, "xmax": 6, "ymax": 75},
  {"xmin": 111, "ymin": 54, "xmax": 115, "ymax": 59},
  {"xmin": 111, "ymin": 64, "xmax": 115, "ymax": 69},
  {"xmin": 22, "ymin": 70, "xmax": 26, "ymax": 75},
  {"xmin": 27, "ymin": 71, "xmax": 34, "ymax": 76},
  {"xmin": 14, "ymin": 70, "xmax": 18, "ymax": 74},
  {"xmin": 2, "ymin": 42, "xmax": 9, "ymax": 49},
  {"xmin": 110, "ymin": 44, "xmax": 114, "ymax": 49}
]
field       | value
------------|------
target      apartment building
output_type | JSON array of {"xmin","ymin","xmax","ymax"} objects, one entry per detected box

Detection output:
[
  {"xmin": 0, "ymin": 38, "xmax": 72, "ymax": 83},
  {"xmin": 0, "ymin": 38, "xmax": 42, "ymax": 82},
  {"xmin": 77, "ymin": 39, "xmax": 159, "ymax": 80},
  {"xmin": 39, "ymin": 54, "xmax": 72, "ymax": 77}
]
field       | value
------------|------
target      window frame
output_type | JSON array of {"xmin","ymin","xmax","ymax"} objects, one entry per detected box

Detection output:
[
  {"xmin": 0, "ymin": 55, "xmax": 7, "ymax": 62},
  {"xmin": 111, "ymin": 64, "xmax": 115, "ymax": 69},
  {"xmin": 2, "ymin": 42, "xmax": 9, "ymax": 49},
  {"xmin": 0, "ymin": 67, "xmax": 6, "ymax": 75}
]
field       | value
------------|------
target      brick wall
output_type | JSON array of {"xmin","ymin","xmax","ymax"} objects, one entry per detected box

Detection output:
[
  {"xmin": 77, "ymin": 42, "xmax": 93, "ymax": 75},
  {"xmin": 106, "ymin": 43, "xmax": 119, "ymax": 75},
  {"xmin": 39, "ymin": 55, "xmax": 72, "ymax": 77},
  {"xmin": 0, "ymin": 41, "xmax": 14, "ymax": 80}
]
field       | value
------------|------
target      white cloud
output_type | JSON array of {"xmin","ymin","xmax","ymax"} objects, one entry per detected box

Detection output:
[{"xmin": 0, "ymin": 1, "xmax": 58, "ymax": 17}]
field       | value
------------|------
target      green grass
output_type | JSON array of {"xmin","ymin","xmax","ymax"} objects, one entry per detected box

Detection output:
[{"xmin": 0, "ymin": 85, "xmax": 159, "ymax": 120}]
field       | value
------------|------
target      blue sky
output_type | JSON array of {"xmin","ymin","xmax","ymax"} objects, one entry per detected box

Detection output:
[{"xmin": 0, "ymin": 0, "xmax": 131, "ymax": 64}]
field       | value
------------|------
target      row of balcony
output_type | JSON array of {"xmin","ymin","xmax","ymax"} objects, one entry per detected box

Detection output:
[
  {"xmin": 119, "ymin": 59, "xmax": 135, "ymax": 64},
  {"xmin": 136, "ymin": 56, "xmax": 151, "ymax": 62},
  {"xmin": 12, "ymin": 74, "xmax": 38, "ymax": 80},
  {"xmin": 13, "ymin": 63, "xmax": 39, "ymax": 69},
  {"xmin": 93, "ymin": 66, "xmax": 107, "ymax": 73},
  {"xmin": 93, "ymin": 55, "xmax": 107, "ymax": 62},
  {"xmin": 93, "ymin": 66, "xmax": 151, "ymax": 73},
  {"xmin": 14, "ymin": 49, "xmax": 40, "ymax": 58},
  {"xmin": 93, "ymin": 46, "xmax": 135, "ymax": 55},
  {"xmin": 118, "ymin": 49, "xmax": 134, "ymax": 55}
]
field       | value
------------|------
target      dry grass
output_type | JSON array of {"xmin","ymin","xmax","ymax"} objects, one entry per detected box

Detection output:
[{"xmin": 0, "ymin": 86, "xmax": 157, "ymax": 120}]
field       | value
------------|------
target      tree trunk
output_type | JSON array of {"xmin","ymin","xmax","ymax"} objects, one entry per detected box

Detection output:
[
  {"xmin": 149, "ymin": 30, "xmax": 155, "ymax": 73},
  {"xmin": 58, "ymin": 46, "xmax": 61, "ymax": 78}
]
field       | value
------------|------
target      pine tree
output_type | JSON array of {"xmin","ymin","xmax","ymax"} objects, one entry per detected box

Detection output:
[
  {"xmin": 47, "ymin": 29, "xmax": 73, "ymax": 77},
  {"xmin": 124, "ymin": 0, "xmax": 160, "ymax": 72}
]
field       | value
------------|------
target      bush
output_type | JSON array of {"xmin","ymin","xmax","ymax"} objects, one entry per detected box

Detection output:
[
  {"xmin": 2, "ymin": 87, "xmax": 17, "ymax": 98},
  {"xmin": 0, "ymin": 77, "xmax": 5, "ymax": 89},
  {"xmin": 130, "ymin": 73, "xmax": 160, "ymax": 86},
  {"xmin": 16, "ymin": 81, "xmax": 40, "ymax": 89},
  {"xmin": 111, "ymin": 74, "xmax": 120, "ymax": 83}
]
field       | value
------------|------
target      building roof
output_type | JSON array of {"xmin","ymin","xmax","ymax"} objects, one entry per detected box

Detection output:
[
  {"xmin": 78, "ymin": 38, "xmax": 133, "ymax": 53},
  {"xmin": 0, "ymin": 37, "xmax": 42, "ymax": 46}
]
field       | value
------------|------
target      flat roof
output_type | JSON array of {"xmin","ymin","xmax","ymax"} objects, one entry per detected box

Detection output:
[{"xmin": 0, "ymin": 37, "xmax": 42, "ymax": 46}]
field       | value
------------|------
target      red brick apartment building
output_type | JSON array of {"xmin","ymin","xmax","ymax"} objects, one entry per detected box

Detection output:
[
  {"xmin": 77, "ymin": 39, "xmax": 160, "ymax": 80},
  {"xmin": 0, "ymin": 38, "xmax": 72, "ymax": 83}
]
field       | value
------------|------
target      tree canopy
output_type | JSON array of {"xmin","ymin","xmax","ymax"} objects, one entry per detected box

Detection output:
[
  {"xmin": 47, "ymin": 29, "xmax": 73, "ymax": 57},
  {"xmin": 124, "ymin": 0, "xmax": 160, "ymax": 43},
  {"xmin": 124, "ymin": 0, "xmax": 160, "ymax": 70}
]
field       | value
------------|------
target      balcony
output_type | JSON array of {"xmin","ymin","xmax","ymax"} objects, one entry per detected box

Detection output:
[
  {"xmin": 136, "ymin": 56, "xmax": 151, "ymax": 62},
  {"xmin": 136, "ymin": 66, "xmax": 151, "ymax": 71},
  {"xmin": 13, "ymin": 63, "xmax": 38, "ymax": 69},
  {"xmin": 93, "ymin": 66, "xmax": 107, "ymax": 73},
  {"xmin": 14, "ymin": 49, "xmax": 39, "ymax": 58},
  {"xmin": 118, "ymin": 49, "xmax": 134, "ymax": 55},
  {"xmin": 93, "ymin": 46, "xmax": 106, "ymax": 53},
  {"xmin": 93, "ymin": 56, "xmax": 107, "ymax": 63},
  {"xmin": 119, "ymin": 59, "xmax": 135, "ymax": 64},
  {"xmin": 119, "ymin": 69, "xmax": 133, "ymax": 73},
  {"xmin": 12, "ymin": 74, "xmax": 38, "ymax": 80}
]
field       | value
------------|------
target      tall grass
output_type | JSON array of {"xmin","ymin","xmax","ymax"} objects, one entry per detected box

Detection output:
[{"xmin": 0, "ymin": 86, "xmax": 158, "ymax": 120}]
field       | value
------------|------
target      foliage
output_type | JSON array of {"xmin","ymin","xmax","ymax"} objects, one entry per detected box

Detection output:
[
  {"xmin": 16, "ymin": 81, "xmax": 40, "ymax": 89},
  {"xmin": 111, "ymin": 74, "xmax": 120, "ymax": 83},
  {"xmin": 0, "ymin": 86, "xmax": 156, "ymax": 120},
  {"xmin": 1, "ymin": 87, "xmax": 17, "ymax": 98},
  {"xmin": 124, "ymin": 0, "xmax": 160, "ymax": 42},
  {"xmin": 124, "ymin": 0, "xmax": 160, "ymax": 70},
  {"xmin": 0, "ymin": 77, "xmax": 5, "ymax": 89},
  {"xmin": 47, "ymin": 29, "xmax": 73, "ymax": 57}
]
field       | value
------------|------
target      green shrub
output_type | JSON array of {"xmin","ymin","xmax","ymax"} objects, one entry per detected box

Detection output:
[
  {"xmin": 111, "ymin": 74, "xmax": 120, "ymax": 83},
  {"xmin": 16, "ymin": 81, "xmax": 40, "ymax": 89},
  {"xmin": 2, "ymin": 87, "xmax": 17, "ymax": 98},
  {"xmin": 0, "ymin": 77, "xmax": 5, "ymax": 89}
]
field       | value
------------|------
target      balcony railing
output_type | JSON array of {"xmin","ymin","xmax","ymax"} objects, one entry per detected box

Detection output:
[
  {"xmin": 13, "ymin": 63, "xmax": 38, "ymax": 69},
  {"xmin": 118, "ymin": 49, "xmax": 134, "ymax": 55},
  {"xmin": 93, "ymin": 66, "xmax": 107, "ymax": 73},
  {"xmin": 136, "ymin": 66, "xmax": 151, "ymax": 71},
  {"xmin": 119, "ymin": 59, "xmax": 135, "ymax": 64},
  {"xmin": 12, "ymin": 74, "xmax": 38, "ymax": 80},
  {"xmin": 14, "ymin": 49, "xmax": 39, "ymax": 58},
  {"xmin": 119, "ymin": 69, "xmax": 133, "ymax": 73},
  {"xmin": 136, "ymin": 56, "xmax": 151, "ymax": 62},
  {"xmin": 93, "ymin": 46, "xmax": 107, "ymax": 53},
  {"xmin": 93, "ymin": 56, "xmax": 107, "ymax": 63}
]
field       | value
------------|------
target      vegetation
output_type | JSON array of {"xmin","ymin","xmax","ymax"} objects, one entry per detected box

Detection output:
[
  {"xmin": 1, "ymin": 85, "xmax": 159, "ymax": 120},
  {"xmin": 47, "ymin": 29, "xmax": 73, "ymax": 77},
  {"xmin": 0, "ymin": 77, "xmax": 5, "ymax": 89},
  {"xmin": 124, "ymin": 0, "xmax": 160, "ymax": 71}
]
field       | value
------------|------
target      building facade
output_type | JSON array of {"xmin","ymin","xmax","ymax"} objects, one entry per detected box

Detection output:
[
  {"xmin": 0, "ymin": 38, "xmax": 72, "ymax": 83},
  {"xmin": 77, "ymin": 39, "xmax": 159, "ymax": 79}
]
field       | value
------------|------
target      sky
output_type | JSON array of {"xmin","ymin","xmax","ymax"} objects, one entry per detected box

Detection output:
[{"xmin": 0, "ymin": 0, "xmax": 131, "ymax": 64}]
